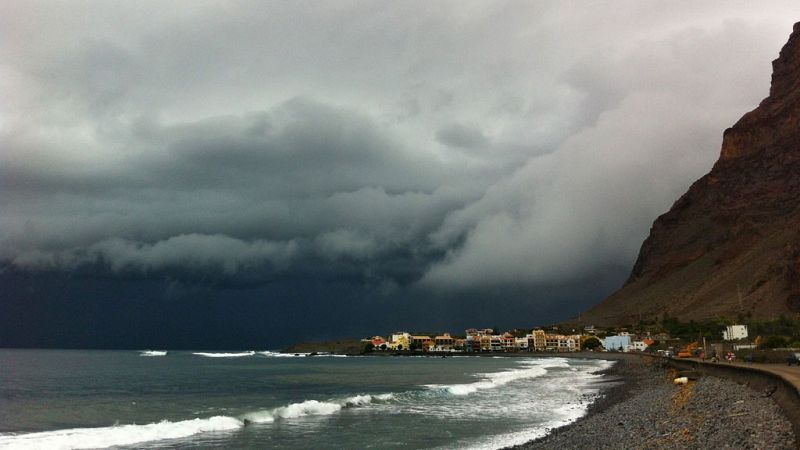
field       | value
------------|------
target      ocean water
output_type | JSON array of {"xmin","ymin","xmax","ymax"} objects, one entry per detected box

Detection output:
[{"xmin": 0, "ymin": 350, "xmax": 614, "ymax": 449}]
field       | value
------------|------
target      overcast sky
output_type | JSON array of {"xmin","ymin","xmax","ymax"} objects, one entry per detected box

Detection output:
[{"xmin": 2, "ymin": 2, "xmax": 799, "ymax": 346}]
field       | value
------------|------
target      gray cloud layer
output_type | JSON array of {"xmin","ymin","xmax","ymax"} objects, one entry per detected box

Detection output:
[{"xmin": 2, "ymin": 2, "xmax": 799, "ymax": 295}]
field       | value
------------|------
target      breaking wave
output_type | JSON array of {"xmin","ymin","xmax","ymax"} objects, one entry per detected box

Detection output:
[
  {"xmin": 0, "ymin": 393, "xmax": 395, "ymax": 449},
  {"xmin": 426, "ymin": 360, "xmax": 552, "ymax": 396},
  {"xmin": 257, "ymin": 351, "xmax": 348, "ymax": 358},
  {"xmin": 139, "ymin": 350, "xmax": 167, "ymax": 357},
  {"xmin": 242, "ymin": 393, "xmax": 395, "ymax": 423},
  {"xmin": 0, "ymin": 416, "xmax": 243, "ymax": 450},
  {"xmin": 192, "ymin": 351, "xmax": 255, "ymax": 358},
  {"xmin": 257, "ymin": 351, "xmax": 308, "ymax": 357}
]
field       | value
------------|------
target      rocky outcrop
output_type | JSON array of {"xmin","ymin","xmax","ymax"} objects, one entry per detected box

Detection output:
[{"xmin": 581, "ymin": 22, "xmax": 800, "ymax": 325}]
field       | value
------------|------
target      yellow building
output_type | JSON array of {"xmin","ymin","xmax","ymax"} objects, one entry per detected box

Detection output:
[{"xmin": 388, "ymin": 332, "xmax": 411, "ymax": 351}]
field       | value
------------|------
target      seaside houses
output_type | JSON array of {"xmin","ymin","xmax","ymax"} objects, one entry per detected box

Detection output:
[
  {"xmin": 491, "ymin": 335, "xmax": 503, "ymax": 352},
  {"xmin": 530, "ymin": 329, "xmax": 546, "ymax": 351},
  {"xmin": 411, "ymin": 335, "xmax": 435, "ymax": 351},
  {"xmin": 434, "ymin": 333, "xmax": 455, "ymax": 351},
  {"xmin": 501, "ymin": 333, "xmax": 516, "ymax": 350},
  {"xmin": 480, "ymin": 335, "xmax": 493, "ymax": 351},
  {"xmin": 477, "ymin": 335, "xmax": 502, "ymax": 352},
  {"xmin": 371, "ymin": 336, "xmax": 387, "ymax": 349},
  {"xmin": 465, "ymin": 335, "xmax": 481, "ymax": 352},
  {"xmin": 544, "ymin": 333, "xmax": 582, "ymax": 352},
  {"xmin": 374, "ymin": 326, "xmax": 589, "ymax": 353},
  {"xmin": 464, "ymin": 328, "xmax": 494, "ymax": 352},
  {"xmin": 366, "ymin": 323, "xmax": 697, "ymax": 354}
]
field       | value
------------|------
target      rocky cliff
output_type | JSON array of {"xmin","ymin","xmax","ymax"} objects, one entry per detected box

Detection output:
[{"xmin": 581, "ymin": 22, "xmax": 800, "ymax": 326}]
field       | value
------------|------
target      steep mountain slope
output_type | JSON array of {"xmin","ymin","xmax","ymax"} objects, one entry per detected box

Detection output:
[{"xmin": 581, "ymin": 22, "xmax": 800, "ymax": 326}]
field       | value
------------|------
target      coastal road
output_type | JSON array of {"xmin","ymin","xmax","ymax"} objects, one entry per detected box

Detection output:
[
  {"xmin": 683, "ymin": 357, "xmax": 800, "ymax": 389},
  {"xmin": 731, "ymin": 361, "xmax": 800, "ymax": 387}
]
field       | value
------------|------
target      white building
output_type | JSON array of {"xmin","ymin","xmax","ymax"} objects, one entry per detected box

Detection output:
[
  {"xmin": 602, "ymin": 335, "xmax": 631, "ymax": 351},
  {"xmin": 722, "ymin": 325, "xmax": 748, "ymax": 341},
  {"xmin": 391, "ymin": 332, "xmax": 411, "ymax": 342}
]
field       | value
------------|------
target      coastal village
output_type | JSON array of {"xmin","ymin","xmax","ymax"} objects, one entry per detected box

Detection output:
[
  {"xmin": 366, "ymin": 328, "xmax": 584, "ymax": 353},
  {"xmin": 361, "ymin": 324, "xmax": 759, "ymax": 356}
]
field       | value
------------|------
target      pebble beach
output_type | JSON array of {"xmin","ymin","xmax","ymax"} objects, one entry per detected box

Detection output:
[{"xmin": 511, "ymin": 355, "xmax": 796, "ymax": 450}]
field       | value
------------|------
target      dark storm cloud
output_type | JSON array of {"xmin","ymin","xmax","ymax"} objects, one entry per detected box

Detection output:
[{"xmin": 2, "ymin": 1, "xmax": 799, "ymax": 299}]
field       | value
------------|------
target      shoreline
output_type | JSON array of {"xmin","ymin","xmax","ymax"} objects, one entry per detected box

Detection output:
[
  {"xmin": 502, "ymin": 353, "xmax": 642, "ymax": 449},
  {"xmin": 508, "ymin": 354, "xmax": 796, "ymax": 449}
]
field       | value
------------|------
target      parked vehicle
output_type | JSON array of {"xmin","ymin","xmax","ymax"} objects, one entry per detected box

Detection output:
[{"xmin": 787, "ymin": 352, "xmax": 800, "ymax": 366}]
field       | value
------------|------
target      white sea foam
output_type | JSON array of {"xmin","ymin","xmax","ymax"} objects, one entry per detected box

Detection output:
[
  {"xmin": 426, "ymin": 362, "xmax": 548, "ymax": 396},
  {"xmin": 242, "ymin": 393, "xmax": 395, "ymax": 423},
  {"xmin": 139, "ymin": 350, "xmax": 167, "ymax": 356},
  {"xmin": 258, "ymin": 350, "xmax": 309, "ymax": 357},
  {"xmin": 442, "ymin": 359, "xmax": 614, "ymax": 450},
  {"xmin": 0, "ymin": 392, "xmax": 397, "ymax": 449},
  {"xmin": 0, "ymin": 416, "xmax": 243, "ymax": 450},
  {"xmin": 257, "ymin": 350, "xmax": 348, "ymax": 358},
  {"xmin": 192, "ymin": 351, "xmax": 255, "ymax": 358},
  {"xmin": 454, "ymin": 426, "xmax": 552, "ymax": 450},
  {"xmin": 243, "ymin": 400, "xmax": 341, "ymax": 423},
  {"xmin": 343, "ymin": 393, "xmax": 394, "ymax": 406}
]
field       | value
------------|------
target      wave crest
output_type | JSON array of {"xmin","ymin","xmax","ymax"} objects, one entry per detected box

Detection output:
[
  {"xmin": 192, "ymin": 351, "xmax": 255, "ymax": 358},
  {"xmin": 243, "ymin": 393, "xmax": 395, "ymax": 423},
  {"xmin": 0, "ymin": 416, "xmax": 243, "ymax": 450},
  {"xmin": 257, "ymin": 351, "xmax": 348, "ymax": 358},
  {"xmin": 427, "ymin": 363, "xmax": 548, "ymax": 396},
  {"xmin": 0, "ymin": 393, "xmax": 396, "ymax": 449}
]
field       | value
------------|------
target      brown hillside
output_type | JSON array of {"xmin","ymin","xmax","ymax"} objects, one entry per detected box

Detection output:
[{"xmin": 580, "ymin": 22, "xmax": 800, "ymax": 326}]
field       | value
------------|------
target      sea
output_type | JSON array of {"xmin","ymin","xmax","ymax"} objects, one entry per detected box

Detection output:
[{"xmin": 0, "ymin": 350, "xmax": 615, "ymax": 449}]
